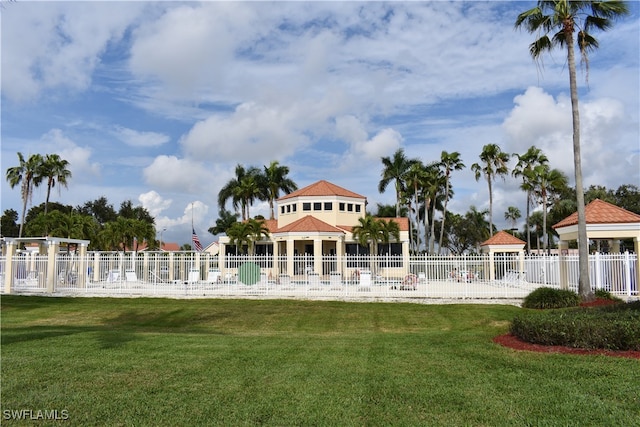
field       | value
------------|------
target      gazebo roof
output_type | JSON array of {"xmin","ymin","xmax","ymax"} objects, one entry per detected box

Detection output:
[
  {"xmin": 553, "ymin": 199, "xmax": 640, "ymax": 229},
  {"xmin": 481, "ymin": 230, "xmax": 526, "ymax": 247}
]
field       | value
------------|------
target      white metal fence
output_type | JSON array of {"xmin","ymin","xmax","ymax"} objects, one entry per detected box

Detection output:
[{"xmin": 2, "ymin": 251, "xmax": 637, "ymax": 300}]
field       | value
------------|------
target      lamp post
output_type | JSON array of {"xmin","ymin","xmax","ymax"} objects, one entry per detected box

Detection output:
[{"xmin": 159, "ymin": 228, "xmax": 167, "ymax": 251}]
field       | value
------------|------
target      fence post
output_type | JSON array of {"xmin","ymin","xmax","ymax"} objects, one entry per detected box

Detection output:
[
  {"xmin": 594, "ymin": 252, "xmax": 602, "ymax": 290},
  {"xmin": 624, "ymin": 251, "xmax": 632, "ymax": 297}
]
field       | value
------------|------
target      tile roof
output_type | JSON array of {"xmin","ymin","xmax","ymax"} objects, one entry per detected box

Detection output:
[
  {"xmin": 481, "ymin": 230, "xmax": 526, "ymax": 246},
  {"xmin": 553, "ymin": 199, "xmax": 640, "ymax": 229},
  {"xmin": 277, "ymin": 180, "xmax": 366, "ymax": 201},
  {"xmin": 275, "ymin": 215, "xmax": 346, "ymax": 233}
]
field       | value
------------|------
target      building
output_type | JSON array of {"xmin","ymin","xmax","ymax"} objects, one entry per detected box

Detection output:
[{"xmin": 217, "ymin": 180, "xmax": 410, "ymax": 280}]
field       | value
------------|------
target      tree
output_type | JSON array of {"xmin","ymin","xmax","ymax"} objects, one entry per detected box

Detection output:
[
  {"xmin": 351, "ymin": 215, "xmax": 383, "ymax": 256},
  {"xmin": 209, "ymin": 208, "xmax": 239, "ymax": 236},
  {"xmin": 378, "ymin": 149, "xmax": 417, "ymax": 217},
  {"xmin": 529, "ymin": 166, "xmax": 569, "ymax": 252},
  {"xmin": 6, "ymin": 152, "xmax": 44, "ymax": 238},
  {"xmin": 262, "ymin": 161, "xmax": 298, "ymax": 220},
  {"xmin": 218, "ymin": 165, "xmax": 262, "ymax": 221},
  {"xmin": 512, "ymin": 146, "xmax": 549, "ymax": 253},
  {"xmin": 377, "ymin": 218, "xmax": 401, "ymax": 255},
  {"xmin": 77, "ymin": 196, "xmax": 117, "ymax": 225},
  {"xmin": 516, "ymin": 0, "xmax": 629, "ymax": 299},
  {"xmin": 223, "ymin": 216, "xmax": 270, "ymax": 256},
  {"xmin": 438, "ymin": 151, "xmax": 465, "ymax": 254},
  {"xmin": 1, "ymin": 209, "xmax": 20, "ymax": 237},
  {"xmin": 40, "ymin": 154, "xmax": 72, "ymax": 215},
  {"xmin": 375, "ymin": 203, "xmax": 407, "ymax": 218},
  {"xmin": 471, "ymin": 144, "xmax": 510, "ymax": 236},
  {"xmin": 118, "ymin": 200, "xmax": 155, "ymax": 224},
  {"xmin": 504, "ymin": 206, "xmax": 522, "ymax": 231},
  {"xmin": 404, "ymin": 160, "xmax": 428, "ymax": 252}
]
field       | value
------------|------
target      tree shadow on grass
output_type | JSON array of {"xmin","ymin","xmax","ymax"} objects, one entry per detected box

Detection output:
[{"xmin": 2, "ymin": 309, "xmax": 231, "ymax": 349}]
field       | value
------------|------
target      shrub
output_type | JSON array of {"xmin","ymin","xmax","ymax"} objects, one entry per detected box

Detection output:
[
  {"xmin": 522, "ymin": 287, "xmax": 580, "ymax": 309},
  {"xmin": 511, "ymin": 301, "xmax": 640, "ymax": 351},
  {"xmin": 593, "ymin": 289, "xmax": 624, "ymax": 302}
]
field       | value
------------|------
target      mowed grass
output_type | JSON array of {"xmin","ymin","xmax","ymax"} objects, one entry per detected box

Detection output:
[{"xmin": 1, "ymin": 296, "xmax": 639, "ymax": 426}]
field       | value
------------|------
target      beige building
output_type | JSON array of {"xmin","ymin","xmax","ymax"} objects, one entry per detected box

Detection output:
[{"xmin": 218, "ymin": 180, "xmax": 410, "ymax": 279}]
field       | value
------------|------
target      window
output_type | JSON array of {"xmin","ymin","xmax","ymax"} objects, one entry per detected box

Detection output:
[
  {"xmin": 339, "ymin": 203, "xmax": 345, "ymax": 211},
  {"xmin": 292, "ymin": 204, "xmax": 297, "ymax": 212},
  {"xmin": 314, "ymin": 202, "xmax": 322, "ymax": 211},
  {"xmin": 281, "ymin": 206, "xmax": 285, "ymax": 214},
  {"xmin": 324, "ymin": 202, "xmax": 333, "ymax": 211},
  {"xmin": 355, "ymin": 204, "xmax": 361, "ymax": 213},
  {"xmin": 347, "ymin": 203, "xmax": 353, "ymax": 212},
  {"xmin": 303, "ymin": 203, "xmax": 311, "ymax": 211},
  {"xmin": 286, "ymin": 205, "xmax": 291, "ymax": 213}
]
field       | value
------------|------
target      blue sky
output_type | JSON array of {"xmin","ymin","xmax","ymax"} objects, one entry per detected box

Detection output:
[{"xmin": 2, "ymin": 1, "xmax": 639, "ymax": 247}]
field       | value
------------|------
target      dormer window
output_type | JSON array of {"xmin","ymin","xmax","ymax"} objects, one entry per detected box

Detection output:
[
  {"xmin": 303, "ymin": 203, "xmax": 311, "ymax": 211},
  {"xmin": 324, "ymin": 202, "xmax": 332, "ymax": 210},
  {"xmin": 314, "ymin": 202, "xmax": 322, "ymax": 211}
]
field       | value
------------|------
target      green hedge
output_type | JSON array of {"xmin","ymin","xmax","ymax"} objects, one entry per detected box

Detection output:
[
  {"xmin": 521, "ymin": 287, "xmax": 581, "ymax": 309},
  {"xmin": 511, "ymin": 301, "xmax": 640, "ymax": 351}
]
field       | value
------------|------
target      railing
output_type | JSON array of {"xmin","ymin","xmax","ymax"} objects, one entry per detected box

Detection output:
[{"xmin": 1, "ymin": 251, "xmax": 637, "ymax": 299}]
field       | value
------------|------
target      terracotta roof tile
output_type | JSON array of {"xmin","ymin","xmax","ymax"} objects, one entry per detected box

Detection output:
[
  {"xmin": 275, "ymin": 215, "xmax": 345, "ymax": 233},
  {"xmin": 481, "ymin": 230, "xmax": 525, "ymax": 246},
  {"xmin": 553, "ymin": 199, "xmax": 640, "ymax": 229},
  {"xmin": 278, "ymin": 180, "xmax": 365, "ymax": 201}
]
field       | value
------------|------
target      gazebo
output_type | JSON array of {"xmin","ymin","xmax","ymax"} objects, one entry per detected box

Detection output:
[
  {"xmin": 553, "ymin": 199, "xmax": 640, "ymax": 290},
  {"xmin": 1, "ymin": 236, "xmax": 90, "ymax": 293},
  {"xmin": 480, "ymin": 231, "xmax": 526, "ymax": 282}
]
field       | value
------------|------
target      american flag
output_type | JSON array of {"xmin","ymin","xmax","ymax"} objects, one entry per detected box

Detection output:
[{"xmin": 192, "ymin": 228, "xmax": 203, "ymax": 252}]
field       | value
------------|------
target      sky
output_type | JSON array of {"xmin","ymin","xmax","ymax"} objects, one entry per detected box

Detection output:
[{"xmin": 2, "ymin": 1, "xmax": 639, "ymax": 248}]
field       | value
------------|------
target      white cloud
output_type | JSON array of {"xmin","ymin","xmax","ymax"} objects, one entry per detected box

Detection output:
[
  {"xmin": 1, "ymin": 2, "xmax": 143, "ymax": 102},
  {"xmin": 40, "ymin": 129, "xmax": 101, "ymax": 178},
  {"xmin": 138, "ymin": 190, "xmax": 172, "ymax": 218},
  {"xmin": 112, "ymin": 126, "xmax": 170, "ymax": 148},
  {"xmin": 142, "ymin": 155, "xmax": 214, "ymax": 193}
]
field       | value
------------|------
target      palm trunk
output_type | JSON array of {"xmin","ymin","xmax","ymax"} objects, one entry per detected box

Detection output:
[
  {"xmin": 19, "ymin": 196, "xmax": 28, "ymax": 239},
  {"xmin": 487, "ymin": 177, "xmax": 494, "ymax": 236},
  {"xmin": 567, "ymin": 32, "xmax": 592, "ymax": 300},
  {"xmin": 437, "ymin": 176, "xmax": 450, "ymax": 254},
  {"xmin": 424, "ymin": 197, "xmax": 430, "ymax": 253},
  {"xmin": 429, "ymin": 200, "xmax": 437, "ymax": 254},
  {"xmin": 525, "ymin": 190, "xmax": 531, "ymax": 254},
  {"xmin": 45, "ymin": 181, "xmax": 53, "ymax": 215},
  {"xmin": 542, "ymin": 192, "xmax": 547, "ymax": 252}
]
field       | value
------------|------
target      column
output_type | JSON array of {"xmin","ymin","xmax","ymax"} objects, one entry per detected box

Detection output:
[
  {"xmin": 46, "ymin": 240, "xmax": 59, "ymax": 293},
  {"xmin": 272, "ymin": 239, "xmax": 279, "ymax": 277},
  {"xmin": 286, "ymin": 239, "xmax": 295, "ymax": 277},
  {"xmin": 3, "ymin": 241, "xmax": 16, "ymax": 294},
  {"xmin": 488, "ymin": 250, "xmax": 495, "ymax": 282},
  {"xmin": 313, "ymin": 238, "xmax": 322, "ymax": 275},
  {"xmin": 558, "ymin": 240, "xmax": 569, "ymax": 290}
]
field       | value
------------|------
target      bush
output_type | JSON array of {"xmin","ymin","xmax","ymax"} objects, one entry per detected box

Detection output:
[
  {"xmin": 593, "ymin": 289, "xmax": 624, "ymax": 302},
  {"xmin": 511, "ymin": 301, "xmax": 640, "ymax": 351},
  {"xmin": 522, "ymin": 287, "xmax": 580, "ymax": 309}
]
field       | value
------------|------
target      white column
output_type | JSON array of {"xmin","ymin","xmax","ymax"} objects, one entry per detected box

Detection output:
[
  {"xmin": 313, "ymin": 238, "xmax": 322, "ymax": 275},
  {"xmin": 46, "ymin": 240, "xmax": 59, "ymax": 293},
  {"xmin": 286, "ymin": 239, "xmax": 295, "ymax": 277},
  {"xmin": 3, "ymin": 241, "xmax": 16, "ymax": 294}
]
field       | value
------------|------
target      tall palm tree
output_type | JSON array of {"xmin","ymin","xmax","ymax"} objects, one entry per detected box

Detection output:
[
  {"xmin": 512, "ymin": 146, "xmax": 549, "ymax": 253},
  {"xmin": 504, "ymin": 206, "xmax": 522, "ymax": 231},
  {"xmin": 404, "ymin": 160, "xmax": 427, "ymax": 252},
  {"xmin": 262, "ymin": 161, "xmax": 298, "ymax": 220},
  {"xmin": 6, "ymin": 152, "xmax": 44, "ymax": 238},
  {"xmin": 378, "ymin": 149, "xmax": 417, "ymax": 218},
  {"xmin": 471, "ymin": 144, "xmax": 510, "ymax": 236},
  {"xmin": 218, "ymin": 164, "xmax": 262, "ymax": 221},
  {"xmin": 515, "ymin": 0, "xmax": 629, "ymax": 298},
  {"xmin": 528, "ymin": 165, "xmax": 569, "ymax": 252},
  {"xmin": 438, "ymin": 151, "xmax": 465, "ymax": 254},
  {"xmin": 40, "ymin": 154, "xmax": 72, "ymax": 215}
]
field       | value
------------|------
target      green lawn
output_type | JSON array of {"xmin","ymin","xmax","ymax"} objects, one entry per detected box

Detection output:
[{"xmin": 1, "ymin": 296, "xmax": 638, "ymax": 426}]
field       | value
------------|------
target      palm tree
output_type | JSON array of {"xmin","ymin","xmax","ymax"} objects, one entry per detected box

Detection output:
[
  {"xmin": 6, "ymin": 152, "xmax": 44, "ymax": 238},
  {"xmin": 504, "ymin": 206, "xmax": 522, "ymax": 231},
  {"xmin": 515, "ymin": 0, "xmax": 629, "ymax": 298},
  {"xmin": 377, "ymin": 218, "xmax": 401, "ymax": 255},
  {"xmin": 352, "ymin": 215, "xmax": 383, "ymax": 256},
  {"xmin": 471, "ymin": 144, "xmax": 510, "ymax": 236},
  {"xmin": 528, "ymin": 165, "xmax": 569, "ymax": 252},
  {"xmin": 262, "ymin": 161, "xmax": 297, "ymax": 220},
  {"xmin": 226, "ymin": 221, "xmax": 253, "ymax": 255},
  {"xmin": 40, "ymin": 154, "xmax": 72, "ymax": 215},
  {"xmin": 512, "ymin": 146, "xmax": 549, "ymax": 253},
  {"xmin": 438, "ymin": 151, "xmax": 465, "ymax": 254},
  {"xmin": 246, "ymin": 218, "xmax": 270, "ymax": 255},
  {"xmin": 378, "ymin": 149, "xmax": 417, "ymax": 217},
  {"xmin": 404, "ymin": 160, "xmax": 427, "ymax": 252},
  {"xmin": 218, "ymin": 165, "xmax": 262, "ymax": 221}
]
